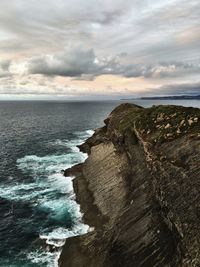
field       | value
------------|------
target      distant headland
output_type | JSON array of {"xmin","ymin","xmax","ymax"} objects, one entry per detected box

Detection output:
[{"xmin": 121, "ymin": 95, "xmax": 200, "ymax": 100}]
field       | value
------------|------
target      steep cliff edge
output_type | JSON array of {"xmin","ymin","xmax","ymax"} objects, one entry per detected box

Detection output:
[{"xmin": 59, "ymin": 103, "xmax": 200, "ymax": 267}]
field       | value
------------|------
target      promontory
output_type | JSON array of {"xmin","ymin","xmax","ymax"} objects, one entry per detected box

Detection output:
[{"xmin": 59, "ymin": 103, "xmax": 200, "ymax": 267}]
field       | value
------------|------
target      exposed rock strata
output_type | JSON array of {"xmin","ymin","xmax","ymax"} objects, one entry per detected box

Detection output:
[{"xmin": 59, "ymin": 103, "xmax": 200, "ymax": 267}]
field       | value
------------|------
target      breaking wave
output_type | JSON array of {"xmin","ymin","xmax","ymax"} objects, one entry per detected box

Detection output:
[{"xmin": 0, "ymin": 130, "xmax": 94, "ymax": 267}]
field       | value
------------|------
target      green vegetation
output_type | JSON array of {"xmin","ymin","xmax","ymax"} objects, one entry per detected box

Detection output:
[{"xmin": 118, "ymin": 104, "xmax": 200, "ymax": 144}]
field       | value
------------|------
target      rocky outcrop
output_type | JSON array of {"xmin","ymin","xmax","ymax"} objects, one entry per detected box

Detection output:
[{"xmin": 59, "ymin": 103, "xmax": 200, "ymax": 267}]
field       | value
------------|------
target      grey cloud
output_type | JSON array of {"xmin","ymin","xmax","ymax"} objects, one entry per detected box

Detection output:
[
  {"xmin": 0, "ymin": 0, "xmax": 134, "ymax": 54},
  {"xmin": 117, "ymin": 61, "xmax": 200, "ymax": 79},
  {"xmin": 0, "ymin": 59, "xmax": 11, "ymax": 71},
  {"xmin": 28, "ymin": 47, "xmax": 97, "ymax": 77},
  {"xmin": 1, "ymin": 0, "xmax": 199, "ymax": 64},
  {"xmin": 0, "ymin": 0, "xmax": 200, "ymax": 96},
  {"xmin": 160, "ymin": 82, "xmax": 200, "ymax": 95},
  {"xmin": 147, "ymin": 82, "xmax": 200, "ymax": 96},
  {"xmin": 0, "ymin": 59, "xmax": 12, "ymax": 77},
  {"xmin": 28, "ymin": 46, "xmax": 126, "ymax": 78},
  {"xmin": 0, "ymin": 72, "xmax": 10, "ymax": 78},
  {"xmin": 27, "ymin": 47, "xmax": 200, "ymax": 79},
  {"xmin": 132, "ymin": 62, "xmax": 200, "ymax": 79},
  {"xmin": 27, "ymin": 48, "xmax": 124, "ymax": 78}
]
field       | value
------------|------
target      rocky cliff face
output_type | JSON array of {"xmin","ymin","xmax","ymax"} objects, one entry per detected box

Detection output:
[{"xmin": 59, "ymin": 103, "xmax": 200, "ymax": 267}]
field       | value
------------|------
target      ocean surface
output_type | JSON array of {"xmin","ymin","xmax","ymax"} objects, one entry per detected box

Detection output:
[{"xmin": 0, "ymin": 99, "xmax": 199, "ymax": 267}]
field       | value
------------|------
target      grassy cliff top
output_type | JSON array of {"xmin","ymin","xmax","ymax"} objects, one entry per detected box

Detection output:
[{"xmin": 109, "ymin": 103, "xmax": 200, "ymax": 144}]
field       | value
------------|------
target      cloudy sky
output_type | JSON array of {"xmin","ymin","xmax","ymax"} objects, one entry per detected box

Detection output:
[{"xmin": 0, "ymin": 0, "xmax": 200, "ymax": 99}]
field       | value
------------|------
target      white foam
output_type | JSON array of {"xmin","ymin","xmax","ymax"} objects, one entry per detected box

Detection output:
[
  {"xmin": 40, "ymin": 223, "xmax": 89, "ymax": 248},
  {"xmin": 27, "ymin": 249, "xmax": 62, "ymax": 267},
  {"xmin": 1, "ymin": 130, "xmax": 95, "ymax": 267},
  {"xmin": 37, "ymin": 130, "xmax": 94, "ymax": 266},
  {"xmin": 49, "ymin": 129, "xmax": 94, "ymax": 150},
  {"xmin": 0, "ymin": 182, "xmax": 54, "ymax": 202},
  {"xmin": 86, "ymin": 130, "xmax": 95, "ymax": 136},
  {"xmin": 48, "ymin": 173, "xmax": 74, "ymax": 194}
]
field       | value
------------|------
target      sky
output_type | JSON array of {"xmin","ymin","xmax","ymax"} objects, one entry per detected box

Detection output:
[{"xmin": 0, "ymin": 0, "xmax": 200, "ymax": 100}]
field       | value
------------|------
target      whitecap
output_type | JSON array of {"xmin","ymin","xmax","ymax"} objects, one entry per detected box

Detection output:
[
  {"xmin": 49, "ymin": 129, "xmax": 94, "ymax": 151},
  {"xmin": 27, "ymin": 249, "xmax": 62, "ymax": 267},
  {"xmin": 85, "ymin": 130, "xmax": 95, "ymax": 136},
  {"xmin": 40, "ymin": 223, "xmax": 90, "ymax": 247},
  {"xmin": 0, "ymin": 129, "xmax": 94, "ymax": 267}
]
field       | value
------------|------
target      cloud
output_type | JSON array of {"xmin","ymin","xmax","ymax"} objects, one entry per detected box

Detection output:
[
  {"xmin": 1, "ymin": 0, "xmax": 200, "ymax": 63},
  {"xmin": 0, "ymin": 0, "xmax": 134, "ymax": 54},
  {"xmin": 129, "ymin": 62, "xmax": 200, "ymax": 79},
  {"xmin": 27, "ymin": 46, "xmax": 200, "ymax": 80},
  {"xmin": 27, "ymin": 46, "xmax": 125, "ymax": 78},
  {"xmin": 1, "ymin": 0, "xmax": 200, "ymax": 97},
  {"xmin": 28, "ymin": 47, "xmax": 97, "ymax": 77},
  {"xmin": 0, "ymin": 59, "xmax": 11, "ymax": 71},
  {"xmin": 0, "ymin": 59, "xmax": 12, "ymax": 77},
  {"xmin": 147, "ymin": 82, "xmax": 200, "ymax": 96}
]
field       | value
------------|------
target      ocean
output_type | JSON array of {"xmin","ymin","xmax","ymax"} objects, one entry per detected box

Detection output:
[{"xmin": 0, "ymin": 99, "xmax": 199, "ymax": 267}]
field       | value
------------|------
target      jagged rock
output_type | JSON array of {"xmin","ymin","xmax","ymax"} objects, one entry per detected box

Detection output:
[
  {"xmin": 188, "ymin": 119, "xmax": 194, "ymax": 126},
  {"xmin": 60, "ymin": 103, "xmax": 200, "ymax": 267},
  {"xmin": 165, "ymin": 123, "xmax": 171, "ymax": 129},
  {"xmin": 166, "ymin": 133, "xmax": 173, "ymax": 138},
  {"xmin": 180, "ymin": 119, "xmax": 185, "ymax": 126},
  {"xmin": 156, "ymin": 113, "xmax": 164, "ymax": 122}
]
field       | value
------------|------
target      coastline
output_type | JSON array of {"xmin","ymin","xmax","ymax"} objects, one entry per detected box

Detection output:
[
  {"xmin": 34, "ymin": 131, "xmax": 94, "ymax": 267},
  {"xmin": 59, "ymin": 131, "xmax": 130, "ymax": 266},
  {"xmin": 59, "ymin": 103, "xmax": 200, "ymax": 267}
]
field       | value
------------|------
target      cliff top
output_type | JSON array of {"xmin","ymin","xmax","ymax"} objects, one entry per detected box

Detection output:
[{"xmin": 110, "ymin": 103, "xmax": 200, "ymax": 144}]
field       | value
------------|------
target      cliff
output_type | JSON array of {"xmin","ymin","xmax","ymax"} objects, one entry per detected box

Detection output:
[{"xmin": 59, "ymin": 103, "xmax": 200, "ymax": 267}]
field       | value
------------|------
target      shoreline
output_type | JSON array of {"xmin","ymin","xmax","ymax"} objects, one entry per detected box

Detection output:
[
  {"xmin": 34, "ymin": 131, "xmax": 94, "ymax": 267},
  {"xmin": 59, "ymin": 124, "xmax": 130, "ymax": 266}
]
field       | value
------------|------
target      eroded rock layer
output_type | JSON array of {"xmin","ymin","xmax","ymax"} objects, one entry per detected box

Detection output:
[{"xmin": 59, "ymin": 103, "xmax": 200, "ymax": 267}]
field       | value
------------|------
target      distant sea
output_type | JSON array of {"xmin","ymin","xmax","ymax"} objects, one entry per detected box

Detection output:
[{"xmin": 0, "ymin": 99, "xmax": 199, "ymax": 266}]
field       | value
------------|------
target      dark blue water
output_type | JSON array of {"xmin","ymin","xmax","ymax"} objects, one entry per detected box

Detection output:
[
  {"xmin": 0, "ymin": 101, "xmax": 123, "ymax": 267},
  {"xmin": 0, "ymin": 100, "xmax": 199, "ymax": 267}
]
